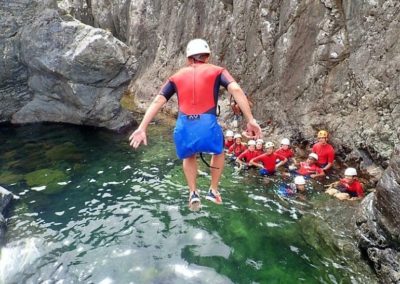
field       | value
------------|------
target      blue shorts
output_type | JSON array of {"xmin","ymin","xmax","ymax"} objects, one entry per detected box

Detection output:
[
  {"xmin": 173, "ymin": 114, "xmax": 223, "ymax": 159},
  {"xmin": 259, "ymin": 168, "xmax": 275, "ymax": 176}
]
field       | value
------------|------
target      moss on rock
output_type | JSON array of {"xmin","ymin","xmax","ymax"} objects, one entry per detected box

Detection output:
[
  {"xmin": 45, "ymin": 142, "xmax": 82, "ymax": 161},
  {"xmin": 25, "ymin": 169, "xmax": 68, "ymax": 194},
  {"xmin": 0, "ymin": 171, "xmax": 24, "ymax": 184}
]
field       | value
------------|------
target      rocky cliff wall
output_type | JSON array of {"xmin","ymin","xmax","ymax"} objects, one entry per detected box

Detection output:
[
  {"xmin": 356, "ymin": 145, "xmax": 400, "ymax": 283},
  {"xmin": 0, "ymin": 0, "xmax": 137, "ymax": 130},
  {"xmin": 61, "ymin": 0, "xmax": 399, "ymax": 168}
]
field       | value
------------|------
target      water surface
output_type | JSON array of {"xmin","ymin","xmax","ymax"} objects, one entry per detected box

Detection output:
[{"xmin": 0, "ymin": 123, "xmax": 376, "ymax": 283}]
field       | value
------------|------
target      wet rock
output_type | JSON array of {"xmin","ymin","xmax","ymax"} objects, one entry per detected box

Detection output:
[
  {"xmin": 45, "ymin": 142, "xmax": 82, "ymax": 162},
  {"xmin": 0, "ymin": 0, "xmax": 137, "ymax": 130},
  {"xmin": 25, "ymin": 169, "xmax": 68, "ymax": 194},
  {"xmin": 0, "ymin": 171, "xmax": 23, "ymax": 184},
  {"xmin": 0, "ymin": 186, "xmax": 13, "ymax": 214},
  {"xmin": 0, "ymin": 214, "xmax": 6, "ymax": 246},
  {"xmin": 0, "ymin": 186, "xmax": 14, "ymax": 245},
  {"xmin": 61, "ymin": 0, "xmax": 400, "ymax": 166},
  {"xmin": 356, "ymin": 145, "xmax": 400, "ymax": 283}
]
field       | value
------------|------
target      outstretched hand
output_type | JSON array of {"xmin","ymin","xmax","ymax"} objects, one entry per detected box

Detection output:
[
  {"xmin": 246, "ymin": 119, "xmax": 262, "ymax": 139},
  {"xmin": 129, "ymin": 128, "xmax": 147, "ymax": 149}
]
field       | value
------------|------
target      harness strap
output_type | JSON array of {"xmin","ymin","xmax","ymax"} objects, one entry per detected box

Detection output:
[{"xmin": 200, "ymin": 153, "xmax": 220, "ymax": 169}]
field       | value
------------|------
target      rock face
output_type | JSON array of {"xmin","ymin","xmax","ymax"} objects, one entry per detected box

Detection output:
[
  {"xmin": 0, "ymin": 0, "xmax": 137, "ymax": 130},
  {"xmin": 0, "ymin": 186, "xmax": 14, "ymax": 245},
  {"xmin": 356, "ymin": 145, "xmax": 400, "ymax": 283},
  {"xmin": 60, "ymin": 0, "xmax": 399, "ymax": 165}
]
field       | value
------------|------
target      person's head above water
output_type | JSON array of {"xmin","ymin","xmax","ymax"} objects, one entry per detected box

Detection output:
[{"xmin": 294, "ymin": 175, "xmax": 306, "ymax": 192}]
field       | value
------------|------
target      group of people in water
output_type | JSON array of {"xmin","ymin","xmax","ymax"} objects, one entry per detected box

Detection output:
[
  {"xmin": 129, "ymin": 38, "xmax": 364, "ymax": 210},
  {"xmin": 224, "ymin": 129, "xmax": 365, "ymax": 201}
]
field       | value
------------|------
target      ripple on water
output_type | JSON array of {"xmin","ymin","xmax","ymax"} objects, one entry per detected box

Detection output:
[{"xmin": 1, "ymin": 124, "xmax": 377, "ymax": 283}]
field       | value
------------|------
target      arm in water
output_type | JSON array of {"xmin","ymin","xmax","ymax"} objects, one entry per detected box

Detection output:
[
  {"xmin": 129, "ymin": 95, "xmax": 167, "ymax": 149},
  {"xmin": 228, "ymin": 82, "xmax": 261, "ymax": 139}
]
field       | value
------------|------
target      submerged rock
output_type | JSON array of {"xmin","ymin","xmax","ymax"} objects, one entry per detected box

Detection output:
[
  {"xmin": 0, "ymin": 171, "xmax": 23, "ymax": 185},
  {"xmin": 45, "ymin": 142, "xmax": 82, "ymax": 162},
  {"xmin": 356, "ymin": 145, "xmax": 400, "ymax": 283},
  {"xmin": 25, "ymin": 168, "xmax": 68, "ymax": 194}
]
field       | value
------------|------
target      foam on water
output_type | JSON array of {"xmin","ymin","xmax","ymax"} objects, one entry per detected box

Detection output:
[{"xmin": 0, "ymin": 238, "xmax": 42, "ymax": 283}]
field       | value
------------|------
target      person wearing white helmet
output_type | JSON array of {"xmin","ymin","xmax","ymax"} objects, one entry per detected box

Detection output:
[
  {"xmin": 275, "ymin": 138, "xmax": 295, "ymax": 166},
  {"xmin": 224, "ymin": 130, "xmax": 235, "ymax": 149},
  {"xmin": 278, "ymin": 175, "xmax": 307, "ymax": 197},
  {"xmin": 294, "ymin": 153, "xmax": 325, "ymax": 179},
  {"xmin": 250, "ymin": 141, "xmax": 287, "ymax": 175},
  {"xmin": 227, "ymin": 133, "xmax": 247, "ymax": 158},
  {"xmin": 129, "ymin": 38, "xmax": 261, "ymax": 209},
  {"xmin": 235, "ymin": 140, "xmax": 260, "ymax": 168},
  {"xmin": 326, "ymin": 167, "xmax": 364, "ymax": 200},
  {"xmin": 255, "ymin": 138, "xmax": 264, "ymax": 155}
]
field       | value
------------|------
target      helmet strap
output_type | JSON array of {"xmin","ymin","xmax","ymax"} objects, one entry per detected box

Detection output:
[{"xmin": 190, "ymin": 54, "xmax": 209, "ymax": 63}]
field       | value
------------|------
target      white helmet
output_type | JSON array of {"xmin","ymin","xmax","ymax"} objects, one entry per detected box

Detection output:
[
  {"xmin": 256, "ymin": 139, "xmax": 264, "ymax": 144},
  {"xmin": 186, "ymin": 39, "xmax": 211, "ymax": 57},
  {"xmin": 234, "ymin": 134, "xmax": 242, "ymax": 139},
  {"xmin": 294, "ymin": 175, "xmax": 306, "ymax": 185},
  {"xmin": 226, "ymin": 130, "xmax": 234, "ymax": 137},
  {"xmin": 281, "ymin": 138, "xmax": 290, "ymax": 145},
  {"xmin": 308, "ymin": 153, "xmax": 318, "ymax": 160},
  {"xmin": 265, "ymin": 141, "xmax": 275, "ymax": 148},
  {"xmin": 344, "ymin": 167, "xmax": 357, "ymax": 176},
  {"xmin": 248, "ymin": 140, "xmax": 256, "ymax": 146}
]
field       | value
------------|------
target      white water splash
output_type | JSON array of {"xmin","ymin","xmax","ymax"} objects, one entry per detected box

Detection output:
[
  {"xmin": 0, "ymin": 238, "xmax": 42, "ymax": 283},
  {"xmin": 173, "ymin": 264, "xmax": 201, "ymax": 278},
  {"xmin": 31, "ymin": 185, "xmax": 46, "ymax": 191},
  {"xmin": 98, "ymin": 277, "xmax": 114, "ymax": 284}
]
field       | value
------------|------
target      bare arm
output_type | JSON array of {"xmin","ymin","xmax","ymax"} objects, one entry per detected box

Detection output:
[
  {"xmin": 322, "ymin": 162, "xmax": 333, "ymax": 171},
  {"xmin": 276, "ymin": 158, "xmax": 288, "ymax": 168},
  {"xmin": 227, "ymin": 82, "xmax": 262, "ymax": 138},
  {"xmin": 249, "ymin": 158, "xmax": 264, "ymax": 169},
  {"xmin": 129, "ymin": 95, "xmax": 167, "ymax": 148},
  {"xmin": 310, "ymin": 171, "xmax": 325, "ymax": 179}
]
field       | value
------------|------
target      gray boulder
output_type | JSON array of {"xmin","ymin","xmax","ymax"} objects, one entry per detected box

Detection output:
[
  {"xmin": 0, "ymin": 186, "xmax": 13, "ymax": 214},
  {"xmin": 0, "ymin": 186, "xmax": 14, "ymax": 245},
  {"xmin": 0, "ymin": 0, "xmax": 137, "ymax": 130}
]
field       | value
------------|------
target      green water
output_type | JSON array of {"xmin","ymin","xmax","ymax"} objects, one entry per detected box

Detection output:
[{"xmin": 0, "ymin": 123, "xmax": 376, "ymax": 283}]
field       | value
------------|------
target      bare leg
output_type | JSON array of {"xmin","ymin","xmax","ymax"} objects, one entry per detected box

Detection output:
[
  {"xmin": 210, "ymin": 152, "xmax": 225, "ymax": 191},
  {"xmin": 183, "ymin": 155, "xmax": 198, "ymax": 194}
]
